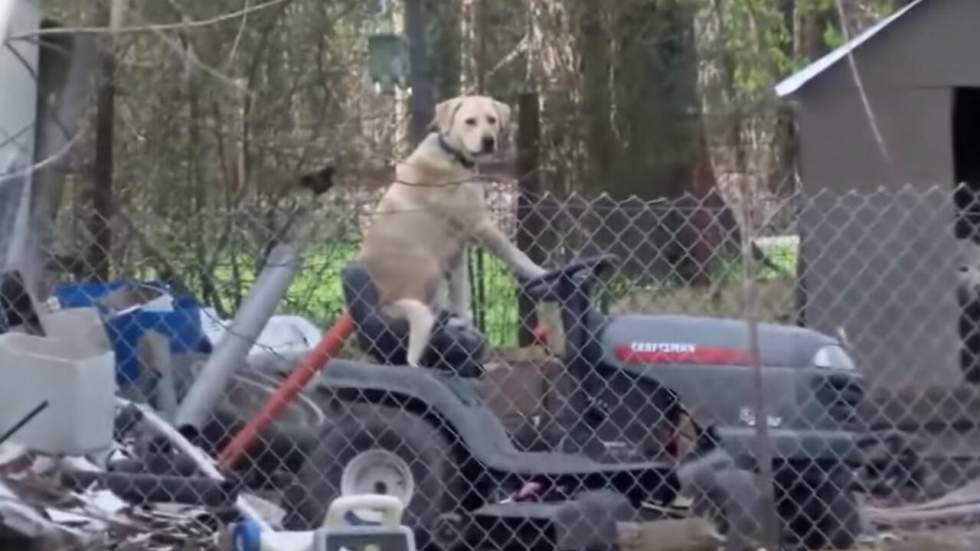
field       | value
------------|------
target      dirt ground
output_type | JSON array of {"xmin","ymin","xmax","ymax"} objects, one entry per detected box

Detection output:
[{"xmin": 851, "ymin": 525, "xmax": 980, "ymax": 551}]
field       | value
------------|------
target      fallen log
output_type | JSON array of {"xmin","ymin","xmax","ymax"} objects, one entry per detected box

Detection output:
[{"xmin": 616, "ymin": 518, "xmax": 724, "ymax": 551}]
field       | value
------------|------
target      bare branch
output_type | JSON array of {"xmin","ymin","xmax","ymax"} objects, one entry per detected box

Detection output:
[
  {"xmin": 7, "ymin": 0, "xmax": 290, "ymax": 39},
  {"xmin": 486, "ymin": 33, "xmax": 528, "ymax": 80},
  {"xmin": 0, "ymin": 130, "xmax": 82, "ymax": 185},
  {"xmin": 834, "ymin": 0, "xmax": 891, "ymax": 166},
  {"xmin": 224, "ymin": 0, "xmax": 252, "ymax": 68}
]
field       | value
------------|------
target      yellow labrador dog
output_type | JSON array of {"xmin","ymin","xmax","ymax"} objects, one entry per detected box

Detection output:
[{"xmin": 357, "ymin": 95, "xmax": 547, "ymax": 367}]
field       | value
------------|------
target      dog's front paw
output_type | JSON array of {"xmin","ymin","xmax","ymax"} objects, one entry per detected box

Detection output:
[
  {"xmin": 446, "ymin": 315, "xmax": 472, "ymax": 330},
  {"xmin": 520, "ymin": 267, "xmax": 548, "ymax": 282},
  {"xmin": 531, "ymin": 266, "xmax": 549, "ymax": 279}
]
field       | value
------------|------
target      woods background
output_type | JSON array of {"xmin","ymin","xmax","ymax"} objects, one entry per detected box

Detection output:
[{"xmin": 35, "ymin": 0, "xmax": 914, "ymax": 345}]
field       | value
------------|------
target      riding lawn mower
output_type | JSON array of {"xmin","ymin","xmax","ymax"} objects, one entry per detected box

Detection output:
[{"xmin": 269, "ymin": 254, "xmax": 869, "ymax": 551}]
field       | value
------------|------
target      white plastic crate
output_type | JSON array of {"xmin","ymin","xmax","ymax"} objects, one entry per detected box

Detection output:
[{"xmin": 0, "ymin": 330, "xmax": 115, "ymax": 456}]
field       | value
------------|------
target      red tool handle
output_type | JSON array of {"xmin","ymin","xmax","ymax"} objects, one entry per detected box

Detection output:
[
  {"xmin": 218, "ymin": 313, "xmax": 355, "ymax": 470},
  {"xmin": 531, "ymin": 323, "xmax": 550, "ymax": 346}
]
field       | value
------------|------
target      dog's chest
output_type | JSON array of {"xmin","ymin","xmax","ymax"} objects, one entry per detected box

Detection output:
[{"xmin": 424, "ymin": 183, "xmax": 485, "ymax": 227}]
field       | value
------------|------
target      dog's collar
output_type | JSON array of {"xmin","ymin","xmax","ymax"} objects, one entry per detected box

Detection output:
[{"xmin": 437, "ymin": 133, "xmax": 476, "ymax": 169}]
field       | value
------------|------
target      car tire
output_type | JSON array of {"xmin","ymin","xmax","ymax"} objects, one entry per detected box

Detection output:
[{"xmin": 281, "ymin": 403, "xmax": 468, "ymax": 549}]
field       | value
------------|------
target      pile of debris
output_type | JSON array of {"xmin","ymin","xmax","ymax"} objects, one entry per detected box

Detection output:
[
  {"xmin": 0, "ymin": 406, "xmax": 269, "ymax": 550},
  {"xmin": 0, "ymin": 275, "xmax": 318, "ymax": 550}
]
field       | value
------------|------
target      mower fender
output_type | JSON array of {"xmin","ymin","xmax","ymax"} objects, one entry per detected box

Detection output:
[
  {"xmin": 312, "ymin": 359, "xmax": 516, "ymax": 452},
  {"xmin": 310, "ymin": 360, "xmax": 679, "ymax": 501},
  {"xmin": 714, "ymin": 427, "xmax": 864, "ymax": 466}
]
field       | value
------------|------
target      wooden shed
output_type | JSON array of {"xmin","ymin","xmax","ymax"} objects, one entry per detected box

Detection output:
[{"xmin": 774, "ymin": 0, "xmax": 980, "ymax": 388}]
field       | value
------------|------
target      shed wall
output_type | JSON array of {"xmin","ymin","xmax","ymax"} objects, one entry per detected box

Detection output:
[{"xmin": 791, "ymin": 0, "xmax": 973, "ymax": 388}]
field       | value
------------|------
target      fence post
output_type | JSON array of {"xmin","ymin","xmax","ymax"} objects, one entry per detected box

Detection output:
[
  {"xmin": 740, "ymin": 179, "xmax": 780, "ymax": 549},
  {"xmin": 516, "ymin": 92, "xmax": 544, "ymax": 346}
]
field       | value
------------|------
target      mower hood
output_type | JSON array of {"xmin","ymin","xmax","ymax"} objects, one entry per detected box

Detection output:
[{"xmin": 600, "ymin": 314, "xmax": 843, "ymax": 369}]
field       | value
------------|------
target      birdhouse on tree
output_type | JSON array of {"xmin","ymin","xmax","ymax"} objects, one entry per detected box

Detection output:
[{"xmin": 368, "ymin": 32, "xmax": 408, "ymax": 95}]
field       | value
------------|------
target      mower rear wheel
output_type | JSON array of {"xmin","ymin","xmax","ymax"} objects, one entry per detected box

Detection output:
[
  {"xmin": 684, "ymin": 460, "xmax": 862, "ymax": 550},
  {"xmin": 684, "ymin": 466, "xmax": 766, "ymax": 550},
  {"xmin": 281, "ymin": 403, "xmax": 469, "ymax": 549},
  {"xmin": 775, "ymin": 460, "xmax": 862, "ymax": 550}
]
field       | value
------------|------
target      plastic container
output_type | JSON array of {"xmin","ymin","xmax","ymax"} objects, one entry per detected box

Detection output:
[
  {"xmin": 224, "ymin": 495, "xmax": 415, "ymax": 551},
  {"xmin": 314, "ymin": 495, "xmax": 416, "ymax": 551},
  {"xmin": 0, "ymin": 332, "xmax": 115, "ymax": 456},
  {"xmin": 50, "ymin": 280, "xmax": 211, "ymax": 386},
  {"xmin": 228, "ymin": 521, "xmax": 314, "ymax": 551}
]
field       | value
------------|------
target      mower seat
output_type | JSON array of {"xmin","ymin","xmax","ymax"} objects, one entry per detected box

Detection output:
[{"xmin": 340, "ymin": 262, "xmax": 487, "ymax": 377}]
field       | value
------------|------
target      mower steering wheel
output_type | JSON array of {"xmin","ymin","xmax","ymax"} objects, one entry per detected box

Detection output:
[{"xmin": 521, "ymin": 254, "xmax": 618, "ymax": 302}]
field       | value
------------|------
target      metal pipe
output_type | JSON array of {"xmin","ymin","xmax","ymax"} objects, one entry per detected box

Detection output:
[
  {"xmin": 218, "ymin": 313, "xmax": 354, "ymax": 470},
  {"xmin": 139, "ymin": 331, "xmax": 177, "ymax": 421},
  {"xmin": 174, "ymin": 242, "xmax": 302, "ymax": 433},
  {"xmin": 0, "ymin": 400, "xmax": 47, "ymax": 446},
  {"xmin": 118, "ymin": 397, "xmax": 270, "ymax": 530},
  {"xmin": 61, "ymin": 470, "xmax": 239, "ymax": 507}
]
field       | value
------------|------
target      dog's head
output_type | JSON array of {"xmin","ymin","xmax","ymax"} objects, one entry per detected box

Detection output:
[{"xmin": 430, "ymin": 95, "xmax": 511, "ymax": 162}]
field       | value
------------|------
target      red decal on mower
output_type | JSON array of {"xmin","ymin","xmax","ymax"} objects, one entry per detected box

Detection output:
[{"xmin": 614, "ymin": 344, "xmax": 751, "ymax": 365}]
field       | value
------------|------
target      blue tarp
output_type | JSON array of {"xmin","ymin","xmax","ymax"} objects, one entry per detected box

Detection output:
[{"xmin": 52, "ymin": 280, "xmax": 212, "ymax": 386}]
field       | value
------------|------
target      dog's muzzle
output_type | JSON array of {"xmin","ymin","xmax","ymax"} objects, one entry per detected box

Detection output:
[{"xmin": 481, "ymin": 136, "xmax": 496, "ymax": 154}]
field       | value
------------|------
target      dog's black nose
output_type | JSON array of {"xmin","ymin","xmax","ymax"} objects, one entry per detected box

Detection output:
[{"xmin": 482, "ymin": 136, "xmax": 496, "ymax": 153}]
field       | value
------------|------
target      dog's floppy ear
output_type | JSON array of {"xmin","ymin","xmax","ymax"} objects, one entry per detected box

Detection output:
[
  {"xmin": 430, "ymin": 97, "xmax": 464, "ymax": 134},
  {"xmin": 492, "ymin": 100, "xmax": 512, "ymax": 136}
]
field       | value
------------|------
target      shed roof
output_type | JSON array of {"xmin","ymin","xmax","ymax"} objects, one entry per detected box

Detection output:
[{"xmin": 774, "ymin": 0, "xmax": 924, "ymax": 97}]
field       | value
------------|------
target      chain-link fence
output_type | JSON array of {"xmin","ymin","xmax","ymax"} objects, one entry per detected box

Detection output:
[{"xmin": 5, "ymin": 181, "xmax": 980, "ymax": 549}]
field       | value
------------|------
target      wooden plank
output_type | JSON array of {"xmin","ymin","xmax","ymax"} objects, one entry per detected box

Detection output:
[{"xmin": 616, "ymin": 518, "xmax": 723, "ymax": 551}]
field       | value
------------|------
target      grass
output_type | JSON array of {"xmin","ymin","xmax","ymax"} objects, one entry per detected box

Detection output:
[{"xmin": 199, "ymin": 235, "xmax": 801, "ymax": 348}]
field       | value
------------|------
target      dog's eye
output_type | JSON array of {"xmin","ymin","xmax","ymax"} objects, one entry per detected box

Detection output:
[
  {"xmin": 464, "ymin": 117, "xmax": 477, "ymax": 126},
  {"xmin": 487, "ymin": 116, "xmax": 497, "ymax": 125}
]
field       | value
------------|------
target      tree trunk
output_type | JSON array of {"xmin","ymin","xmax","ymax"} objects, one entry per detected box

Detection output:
[
  {"xmin": 428, "ymin": 0, "xmax": 461, "ymax": 99},
  {"xmin": 86, "ymin": 0, "xmax": 122, "ymax": 282},
  {"xmin": 796, "ymin": 1, "xmax": 835, "ymax": 60},
  {"xmin": 405, "ymin": 0, "xmax": 433, "ymax": 146},
  {"xmin": 474, "ymin": 0, "xmax": 489, "ymax": 93},
  {"xmin": 516, "ymin": 92, "xmax": 545, "ymax": 346},
  {"xmin": 575, "ymin": 2, "xmax": 615, "ymax": 192},
  {"xmin": 770, "ymin": 0, "xmax": 798, "ymax": 195},
  {"xmin": 575, "ymin": 1, "xmax": 725, "ymax": 284},
  {"xmin": 574, "ymin": 0, "xmax": 710, "ymax": 199},
  {"xmin": 182, "ymin": 29, "xmax": 223, "ymax": 315},
  {"xmin": 608, "ymin": 0, "xmax": 700, "ymax": 200}
]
